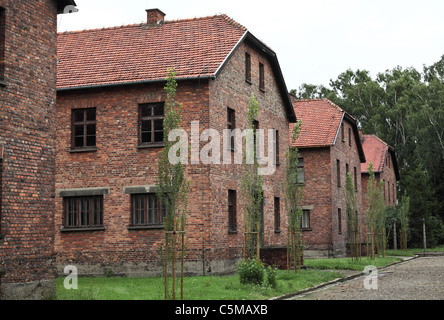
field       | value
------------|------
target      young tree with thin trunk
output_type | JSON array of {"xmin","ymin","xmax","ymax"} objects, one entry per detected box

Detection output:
[
  {"xmin": 283, "ymin": 121, "xmax": 304, "ymax": 273},
  {"xmin": 241, "ymin": 93, "xmax": 263, "ymax": 261},
  {"xmin": 157, "ymin": 69, "xmax": 190, "ymax": 300},
  {"xmin": 345, "ymin": 172, "xmax": 360, "ymax": 261}
]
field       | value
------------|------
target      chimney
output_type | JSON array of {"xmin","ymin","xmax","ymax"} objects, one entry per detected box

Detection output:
[{"xmin": 146, "ymin": 9, "xmax": 166, "ymax": 25}]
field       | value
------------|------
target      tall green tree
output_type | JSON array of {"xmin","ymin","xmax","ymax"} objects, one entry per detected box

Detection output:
[{"xmin": 292, "ymin": 55, "xmax": 444, "ymax": 248}]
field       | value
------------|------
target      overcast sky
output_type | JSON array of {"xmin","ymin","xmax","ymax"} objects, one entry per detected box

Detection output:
[{"xmin": 57, "ymin": 0, "xmax": 444, "ymax": 91}]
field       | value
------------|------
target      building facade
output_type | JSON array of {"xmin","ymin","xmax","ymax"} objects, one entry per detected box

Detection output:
[
  {"xmin": 361, "ymin": 134, "xmax": 400, "ymax": 214},
  {"xmin": 290, "ymin": 99, "xmax": 366, "ymax": 257},
  {"xmin": 0, "ymin": 0, "xmax": 76, "ymax": 300},
  {"xmin": 55, "ymin": 10, "xmax": 296, "ymax": 276}
]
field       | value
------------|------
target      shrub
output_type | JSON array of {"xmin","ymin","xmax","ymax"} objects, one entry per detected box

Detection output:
[
  {"xmin": 238, "ymin": 258, "xmax": 265, "ymax": 286},
  {"xmin": 266, "ymin": 265, "xmax": 278, "ymax": 288}
]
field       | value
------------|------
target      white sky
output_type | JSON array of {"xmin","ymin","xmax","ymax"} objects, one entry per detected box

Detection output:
[{"xmin": 57, "ymin": 0, "xmax": 444, "ymax": 91}]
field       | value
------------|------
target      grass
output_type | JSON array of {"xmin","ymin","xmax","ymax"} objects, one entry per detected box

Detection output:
[
  {"xmin": 304, "ymin": 256, "xmax": 402, "ymax": 271},
  {"xmin": 57, "ymin": 246, "xmax": 444, "ymax": 300},
  {"xmin": 56, "ymin": 269, "xmax": 345, "ymax": 300}
]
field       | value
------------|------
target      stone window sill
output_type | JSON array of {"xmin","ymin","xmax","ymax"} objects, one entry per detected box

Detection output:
[
  {"xmin": 128, "ymin": 225, "xmax": 164, "ymax": 231},
  {"xmin": 69, "ymin": 147, "xmax": 98, "ymax": 154},
  {"xmin": 60, "ymin": 227, "xmax": 105, "ymax": 233}
]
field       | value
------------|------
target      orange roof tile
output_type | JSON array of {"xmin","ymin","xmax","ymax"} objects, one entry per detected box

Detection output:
[
  {"xmin": 57, "ymin": 14, "xmax": 247, "ymax": 89},
  {"xmin": 361, "ymin": 134, "xmax": 400, "ymax": 180},
  {"xmin": 290, "ymin": 99, "xmax": 345, "ymax": 148},
  {"xmin": 360, "ymin": 134, "xmax": 389, "ymax": 172}
]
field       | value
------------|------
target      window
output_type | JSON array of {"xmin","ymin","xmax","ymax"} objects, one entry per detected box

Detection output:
[
  {"xmin": 383, "ymin": 179, "xmax": 386, "ymax": 200},
  {"xmin": 341, "ymin": 123, "xmax": 345, "ymax": 142},
  {"xmin": 346, "ymin": 163, "xmax": 349, "ymax": 180},
  {"xmin": 337, "ymin": 159, "xmax": 341, "ymax": 187},
  {"xmin": 245, "ymin": 52, "xmax": 251, "ymax": 83},
  {"xmin": 253, "ymin": 120, "xmax": 259, "ymax": 154},
  {"xmin": 72, "ymin": 108, "xmax": 97, "ymax": 150},
  {"xmin": 297, "ymin": 158, "xmax": 304, "ymax": 183},
  {"xmin": 388, "ymin": 181, "xmax": 391, "ymax": 203},
  {"xmin": 338, "ymin": 208, "xmax": 342, "ymax": 234},
  {"xmin": 275, "ymin": 130, "xmax": 280, "ymax": 165},
  {"xmin": 227, "ymin": 107, "xmax": 235, "ymax": 151},
  {"xmin": 131, "ymin": 193, "xmax": 165, "ymax": 227},
  {"xmin": 259, "ymin": 62, "xmax": 265, "ymax": 91},
  {"xmin": 0, "ymin": 7, "xmax": 5, "ymax": 83},
  {"xmin": 354, "ymin": 167, "xmax": 358, "ymax": 191},
  {"xmin": 64, "ymin": 196, "xmax": 103, "ymax": 229},
  {"xmin": 348, "ymin": 127, "xmax": 352, "ymax": 146},
  {"xmin": 301, "ymin": 210, "xmax": 310, "ymax": 230},
  {"xmin": 139, "ymin": 102, "xmax": 165, "ymax": 146},
  {"xmin": 274, "ymin": 197, "xmax": 280, "ymax": 233},
  {"xmin": 228, "ymin": 190, "xmax": 237, "ymax": 233}
]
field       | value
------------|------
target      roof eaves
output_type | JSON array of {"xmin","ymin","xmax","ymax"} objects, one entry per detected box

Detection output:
[
  {"xmin": 57, "ymin": 75, "xmax": 214, "ymax": 92},
  {"xmin": 332, "ymin": 112, "xmax": 345, "ymax": 146}
]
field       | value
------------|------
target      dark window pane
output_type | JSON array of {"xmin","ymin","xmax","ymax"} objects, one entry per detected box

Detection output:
[
  {"xmin": 75, "ymin": 136, "xmax": 84, "ymax": 148},
  {"xmin": 142, "ymin": 132, "xmax": 151, "ymax": 143},
  {"xmin": 154, "ymin": 119, "xmax": 163, "ymax": 131},
  {"xmin": 74, "ymin": 125, "xmax": 84, "ymax": 137},
  {"xmin": 86, "ymin": 108, "xmax": 96, "ymax": 121},
  {"xmin": 86, "ymin": 135, "xmax": 96, "ymax": 147},
  {"xmin": 154, "ymin": 131, "xmax": 163, "ymax": 143},
  {"xmin": 73, "ymin": 109, "xmax": 84, "ymax": 122},
  {"xmin": 87, "ymin": 124, "xmax": 96, "ymax": 136},
  {"xmin": 141, "ymin": 105, "xmax": 152, "ymax": 118},
  {"xmin": 153, "ymin": 104, "xmax": 164, "ymax": 116},
  {"xmin": 141, "ymin": 120, "xmax": 152, "ymax": 133}
]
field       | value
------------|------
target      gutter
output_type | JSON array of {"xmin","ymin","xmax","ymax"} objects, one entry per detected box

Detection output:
[{"xmin": 57, "ymin": 75, "xmax": 214, "ymax": 92}]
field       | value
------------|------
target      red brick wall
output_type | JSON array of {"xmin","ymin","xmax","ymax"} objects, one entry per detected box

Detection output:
[
  {"xmin": 0, "ymin": 0, "xmax": 58, "ymax": 299},
  {"xmin": 56, "ymin": 80, "xmax": 211, "ymax": 275},
  {"xmin": 298, "ymin": 147, "xmax": 332, "ymax": 254},
  {"xmin": 207, "ymin": 41, "xmax": 290, "ymax": 269},
  {"xmin": 297, "ymin": 118, "xmax": 364, "ymax": 257},
  {"xmin": 55, "ymin": 39, "xmax": 291, "ymax": 276},
  {"xmin": 330, "ymin": 118, "xmax": 364, "ymax": 254}
]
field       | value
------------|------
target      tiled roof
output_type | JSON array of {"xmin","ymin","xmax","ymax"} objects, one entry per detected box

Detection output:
[
  {"xmin": 57, "ymin": 14, "xmax": 247, "ymax": 89},
  {"xmin": 290, "ymin": 99, "xmax": 345, "ymax": 148},
  {"xmin": 361, "ymin": 135, "xmax": 390, "ymax": 173}
]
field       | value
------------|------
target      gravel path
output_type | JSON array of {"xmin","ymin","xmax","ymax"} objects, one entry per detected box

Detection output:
[{"xmin": 292, "ymin": 255, "xmax": 444, "ymax": 300}]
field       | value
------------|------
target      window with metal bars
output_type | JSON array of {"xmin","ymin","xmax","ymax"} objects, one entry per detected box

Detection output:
[
  {"xmin": 139, "ymin": 102, "xmax": 165, "ymax": 147},
  {"xmin": 131, "ymin": 193, "xmax": 166, "ymax": 227},
  {"xmin": 64, "ymin": 196, "xmax": 103, "ymax": 229}
]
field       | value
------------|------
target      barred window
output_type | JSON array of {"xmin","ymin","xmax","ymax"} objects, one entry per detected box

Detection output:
[
  {"xmin": 131, "ymin": 193, "xmax": 166, "ymax": 227},
  {"xmin": 64, "ymin": 196, "xmax": 103, "ymax": 228}
]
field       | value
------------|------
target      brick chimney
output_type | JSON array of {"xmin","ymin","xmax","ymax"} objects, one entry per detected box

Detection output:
[{"xmin": 146, "ymin": 9, "xmax": 166, "ymax": 25}]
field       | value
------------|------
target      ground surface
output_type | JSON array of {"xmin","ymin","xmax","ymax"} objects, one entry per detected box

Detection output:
[{"xmin": 291, "ymin": 255, "xmax": 444, "ymax": 300}]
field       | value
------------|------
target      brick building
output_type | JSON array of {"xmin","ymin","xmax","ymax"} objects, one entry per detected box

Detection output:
[
  {"xmin": 289, "ymin": 99, "xmax": 366, "ymax": 257},
  {"xmin": 0, "ymin": 0, "xmax": 76, "ymax": 300},
  {"xmin": 55, "ymin": 9, "xmax": 296, "ymax": 276},
  {"xmin": 361, "ymin": 134, "xmax": 400, "ymax": 213}
]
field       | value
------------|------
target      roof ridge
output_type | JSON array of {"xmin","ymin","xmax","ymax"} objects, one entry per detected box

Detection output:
[{"xmin": 58, "ymin": 13, "xmax": 247, "ymax": 35}]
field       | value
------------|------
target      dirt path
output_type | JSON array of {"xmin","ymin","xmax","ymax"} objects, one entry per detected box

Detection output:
[{"xmin": 292, "ymin": 256, "xmax": 444, "ymax": 300}]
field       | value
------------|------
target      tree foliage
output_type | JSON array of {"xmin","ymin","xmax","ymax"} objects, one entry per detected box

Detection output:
[{"xmin": 293, "ymin": 55, "xmax": 444, "ymax": 247}]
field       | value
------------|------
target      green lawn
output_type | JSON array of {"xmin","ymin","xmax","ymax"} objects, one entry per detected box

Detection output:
[
  {"xmin": 56, "ymin": 247, "xmax": 443, "ymax": 300},
  {"xmin": 304, "ymin": 256, "xmax": 402, "ymax": 271},
  {"xmin": 56, "ymin": 269, "xmax": 344, "ymax": 300}
]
